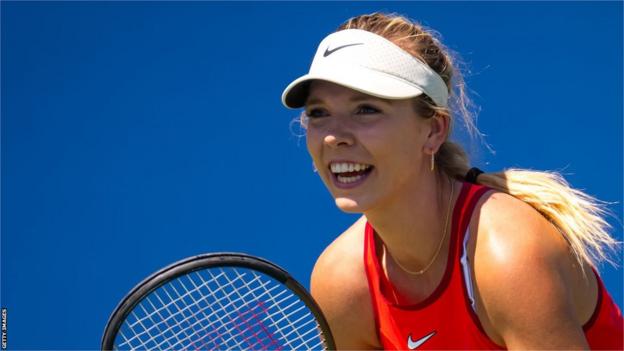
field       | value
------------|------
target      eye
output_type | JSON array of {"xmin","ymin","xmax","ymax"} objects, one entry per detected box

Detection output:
[
  {"xmin": 355, "ymin": 104, "xmax": 381, "ymax": 115},
  {"xmin": 305, "ymin": 107, "xmax": 329, "ymax": 119}
]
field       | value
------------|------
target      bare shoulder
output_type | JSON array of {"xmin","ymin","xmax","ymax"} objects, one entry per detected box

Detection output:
[
  {"xmin": 469, "ymin": 191, "xmax": 595, "ymax": 348},
  {"xmin": 474, "ymin": 191, "xmax": 571, "ymax": 265},
  {"xmin": 473, "ymin": 191, "xmax": 592, "ymax": 282},
  {"xmin": 310, "ymin": 215, "xmax": 380, "ymax": 350}
]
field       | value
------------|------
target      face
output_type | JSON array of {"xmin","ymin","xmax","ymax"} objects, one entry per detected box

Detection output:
[{"xmin": 305, "ymin": 81, "xmax": 439, "ymax": 213}]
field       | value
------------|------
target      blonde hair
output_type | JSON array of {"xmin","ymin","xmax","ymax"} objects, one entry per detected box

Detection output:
[{"xmin": 338, "ymin": 13, "xmax": 619, "ymax": 269}]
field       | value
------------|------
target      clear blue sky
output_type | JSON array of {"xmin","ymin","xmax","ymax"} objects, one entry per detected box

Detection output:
[{"xmin": 2, "ymin": 2, "xmax": 622, "ymax": 349}]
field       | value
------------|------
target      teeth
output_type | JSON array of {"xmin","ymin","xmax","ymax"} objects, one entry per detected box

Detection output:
[
  {"xmin": 330, "ymin": 162, "xmax": 371, "ymax": 174},
  {"xmin": 337, "ymin": 174, "xmax": 364, "ymax": 183}
]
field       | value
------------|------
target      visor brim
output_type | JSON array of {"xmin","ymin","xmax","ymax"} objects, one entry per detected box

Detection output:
[{"xmin": 281, "ymin": 65, "xmax": 426, "ymax": 109}]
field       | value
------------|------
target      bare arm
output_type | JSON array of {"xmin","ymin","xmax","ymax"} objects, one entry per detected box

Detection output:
[
  {"xmin": 474, "ymin": 193, "xmax": 591, "ymax": 350},
  {"xmin": 310, "ymin": 218, "xmax": 381, "ymax": 350}
]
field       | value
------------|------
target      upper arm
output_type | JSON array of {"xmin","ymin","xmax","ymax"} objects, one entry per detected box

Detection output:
[
  {"xmin": 310, "ymin": 217, "xmax": 380, "ymax": 350},
  {"xmin": 474, "ymin": 193, "xmax": 589, "ymax": 349}
]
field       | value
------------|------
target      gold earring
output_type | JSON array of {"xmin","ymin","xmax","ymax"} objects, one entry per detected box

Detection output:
[{"xmin": 430, "ymin": 153, "xmax": 435, "ymax": 171}]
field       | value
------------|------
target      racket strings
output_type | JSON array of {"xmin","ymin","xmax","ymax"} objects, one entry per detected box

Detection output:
[
  {"xmin": 122, "ymin": 271, "xmax": 251, "ymax": 349},
  {"xmin": 214, "ymin": 269, "xmax": 325, "ymax": 350},
  {"xmin": 169, "ymin": 271, "xmax": 275, "ymax": 350},
  {"xmin": 218, "ymin": 270, "xmax": 286, "ymax": 350},
  {"xmin": 156, "ymin": 274, "xmax": 237, "ymax": 350},
  {"xmin": 126, "ymin": 271, "xmax": 227, "ymax": 331},
  {"xmin": 177, "ymin": 272, "xmax": 251, "ymax": 350},
  {"xmin": 114, "ymin": 267, "xmax": 326, "ymax": 350},
  {"xmin": 195, "ymin": 270, "xmax": 312, "ymax": 350},
  {"xmin": 139, "ymin": 296, "xmax": 181, "ymax": 348},
  {"xmin": 146, "ymin": 280, "xmax": 214, "ymax": 349},
  {"xmin": 120, "ymin": 271, "xmax": 239, "ymax": 348},
  {"xmin": 151, "ymin": 271, "xmax": 265, "ymax": 350}
]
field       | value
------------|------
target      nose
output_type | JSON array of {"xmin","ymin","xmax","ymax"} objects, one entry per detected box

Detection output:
[
  {"xmin": 323, "ymin": 119, "xmax": 354, "ymax": 148},
  {"xmin": 324, "ymin": 132, "xmax": 354, "ymax": 148}
]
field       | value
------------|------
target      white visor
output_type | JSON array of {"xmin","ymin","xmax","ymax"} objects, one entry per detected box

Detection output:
[{"xmin": 281, "ymin": 29, "xmax": 449, "ymax": 109}]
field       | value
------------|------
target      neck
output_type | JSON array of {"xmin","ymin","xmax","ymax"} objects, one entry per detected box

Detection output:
[{"xmin": 364, "ymin": 172, "xmax": 458, "ymax": 273}]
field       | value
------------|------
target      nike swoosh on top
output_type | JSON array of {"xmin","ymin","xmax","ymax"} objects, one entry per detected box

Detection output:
[
  {"xmin": 323, "ymin": 43, "xmax": 364, "ymax": 57},
  {"xmin": 407, "ymin": 331, "xmax": 436, "ymax": 350}
]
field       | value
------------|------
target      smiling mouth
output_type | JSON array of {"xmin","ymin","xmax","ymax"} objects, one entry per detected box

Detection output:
[{"xmin": 329, "ymin": 162, "xmax": 374, "ymax": 185}]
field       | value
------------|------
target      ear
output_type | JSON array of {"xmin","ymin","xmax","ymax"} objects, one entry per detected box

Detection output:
[{"xmin": 424, "ymin": 113, "xmax": 450, "ymax": 154}]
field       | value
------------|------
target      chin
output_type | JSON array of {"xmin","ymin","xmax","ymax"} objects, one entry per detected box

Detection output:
[{"xmin": 334, "ymin": 197, "xmax": 366, "ymax": 213}]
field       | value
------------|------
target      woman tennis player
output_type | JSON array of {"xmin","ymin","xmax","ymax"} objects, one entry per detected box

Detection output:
[{"xmin": 281, "ymin": 13, "xmax": 622, "ymax": 350}]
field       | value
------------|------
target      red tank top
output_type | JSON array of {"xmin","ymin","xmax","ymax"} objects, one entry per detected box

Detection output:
[{"xmin": 363, "ymin": 182, "xmax": 623, "ymax": 350}]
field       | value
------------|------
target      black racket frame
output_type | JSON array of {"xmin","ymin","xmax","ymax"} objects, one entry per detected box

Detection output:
[{"xmin": 102, "ymin": 252, "xmax": 336, "ymax": 350}]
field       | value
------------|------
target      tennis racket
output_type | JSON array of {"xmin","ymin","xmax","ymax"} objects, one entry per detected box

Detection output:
[{"xmin": 102, "ymin": 252, "xmax": 335, "ymax": 350}]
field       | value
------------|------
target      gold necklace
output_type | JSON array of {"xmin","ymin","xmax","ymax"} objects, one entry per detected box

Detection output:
[{"xmin": 383, "ymin": 178, "xmax": 455, "ymax": 275}]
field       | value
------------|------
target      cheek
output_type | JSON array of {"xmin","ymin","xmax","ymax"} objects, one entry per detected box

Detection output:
[
  {"xmin": 366, "ymin": 124, "xmax": 425, "ymax": 168},
  {"xmin": 305, "ymin": 129, "xmax": 323, "ymax": 162}
]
